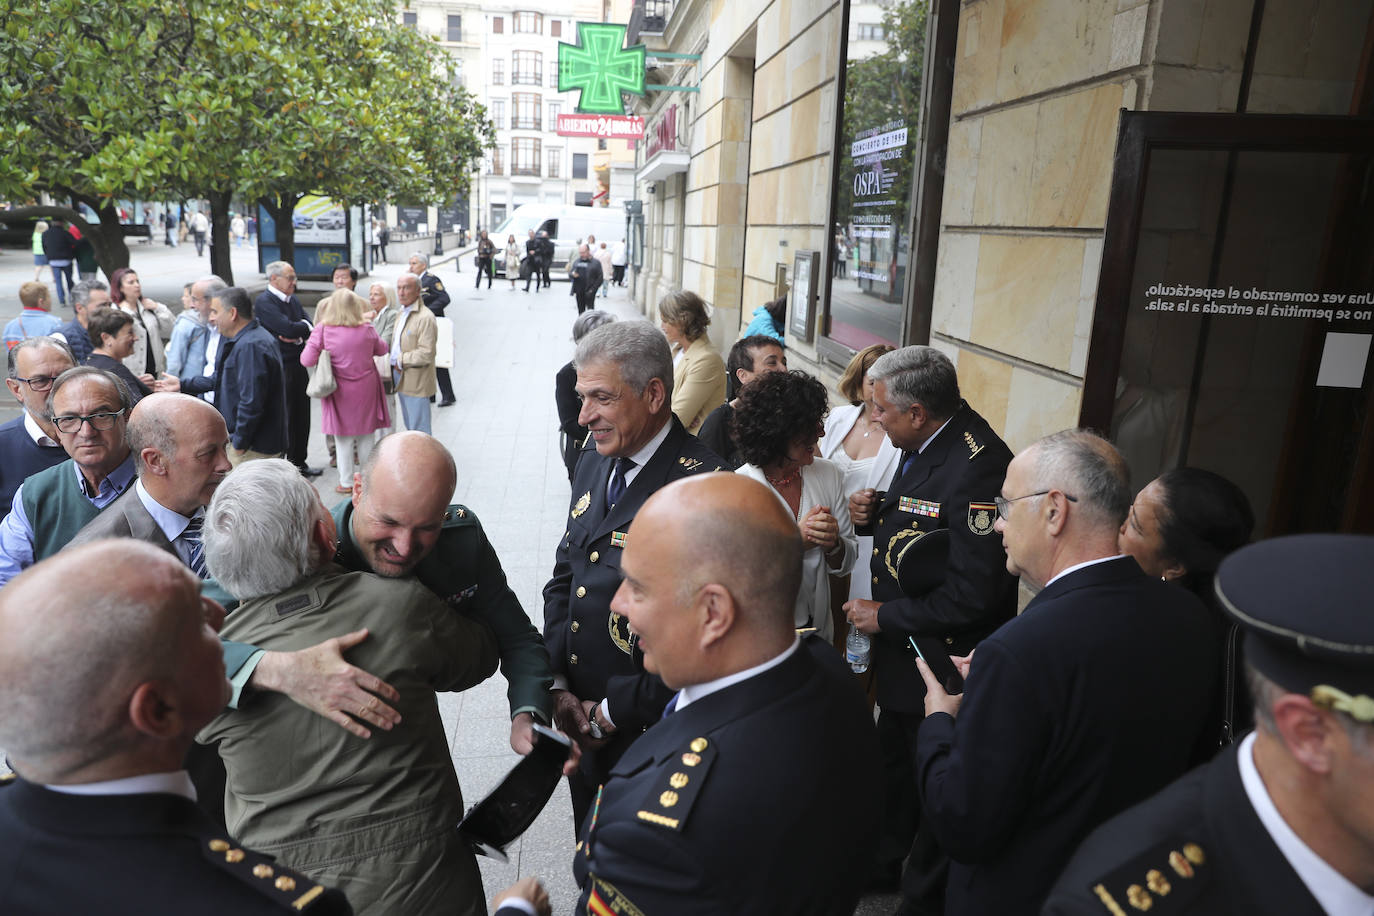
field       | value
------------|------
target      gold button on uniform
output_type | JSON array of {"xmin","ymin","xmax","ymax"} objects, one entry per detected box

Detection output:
[
  {"xmin": 208, "ymin": 839, "xmax": 231, "ymax": 852},
  {"xmin": 576, "ymin": 586, "xmax": 587, "ymax": 598},
  {"xmin": 253, "ymin": 864, "xmax": 274, "ymax": 879},
  {"xmin": 590, "ymin": 551, "xmax": 600, "ymax": 563},
  {"xmin": 873, "ymin": 576, "xmax": 879, "ymax": 585},
  {"xmin": 873, "ymin": 547, "xmax": 878, "ymax": 556},
  {"xmin": 945, "ymin": 637, "xmax": 954, "ymax": 646},
  {"xmin": 225, "ymin": 849, "xmax": 246, "ymax": 863},
  {"xmin": 275, "ymin": 876, "xmax": 297, "ymax": 892},
  {"xmin": 570, "ymin": 654, "xmax": 579, "ymax": 664},
  {"xmin": 571, "ymin": 621, "xmax": 580, "ymax": 632}
]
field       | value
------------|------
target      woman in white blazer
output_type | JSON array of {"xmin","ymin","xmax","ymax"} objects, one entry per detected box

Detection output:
[
  {"xmin": 733, "ymin": 370, "xmax": 856, "ymax": 644},
  {"xmin": 818, "ymin": 345, "xmax": 900, "ymax": 614}
]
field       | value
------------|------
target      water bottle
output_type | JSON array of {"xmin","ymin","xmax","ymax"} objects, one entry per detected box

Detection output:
[{"xmin": 846, "ymin": 623, "xmax": 870, "ymax": 674}]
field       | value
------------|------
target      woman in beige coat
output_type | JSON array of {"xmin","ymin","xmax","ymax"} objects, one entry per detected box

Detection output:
[{"xmin": 659, "ymin": 289, "xmax": 726, "ymax": 435}]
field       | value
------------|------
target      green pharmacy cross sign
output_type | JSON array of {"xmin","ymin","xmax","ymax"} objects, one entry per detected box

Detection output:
[{"xmin": 558, "ymin": 23, "xmax": 646, "ymax": 115}]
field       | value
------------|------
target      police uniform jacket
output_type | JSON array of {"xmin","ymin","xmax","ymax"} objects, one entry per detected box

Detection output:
[
  {"xmin": 332, "ymin": 498, "xmax": 554, "ymax": 721},
  {"xmin": 542, "ymin": 417, "xmax": 723, "ymax": 748},
  {"xmin": 0, "ymin": 775, "xmax": 350, "ymax": 915},
  {"xmin": 857, "ymin": 401, "xmax": 1017, "ymax": 713},
  {"xmin": 916, "ymin": 557, "xmax": 1218, "ymax": 915},
  {"xmin": 419, "ymin": 270, "xmax": 450, "ymax": 317},
  {"xmin": 573, "ymin": 637, "xmax": 882, "ymax": 915},
  {"xmin": 1042, "ymin": 741, "xmax": 1325, "ymax": 916}
]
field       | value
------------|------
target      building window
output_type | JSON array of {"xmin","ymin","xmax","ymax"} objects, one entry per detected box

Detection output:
[
  {"xmin": 574, "ymin": 190, "xmax": 593, "ymax": 205},
  {"xmin": 547, "ymin": 101, "xmax": 562, "ymax": 132},
  {"xmin": 490, "ymin": 146, "xmax": 505, "ymax": 175},
  {"xmin": 402, "ymin": 10, "xmax": 416, "ymax": 27},
  {"xmin": 547, "ymin": 148, "xmax": 562, "ymax": 178},
  {"xmin": 447, "ymin": 15, "xmax": 462, "ymax": 41},
  {"xmin": 493, "ymin": 16, "xmax": 503, "ymax": 33},
  {"xmin": 551, "ymin": 19, "xmax": 561, "ymax": 37},
  {"xmin": 549, "ymin": 66, "xmax": 560, "ymax": 89},
  {"xmin": 856, "ymin": 23, "xmax": 885, "ymax": 41},
  {"xmin": 513, "ymin": 50, "xmax": 542, "ymax": 86},
  {"xmin": 572, "ymin": 153, "xmax": 588, "ymax": 179},
  {"xmin": 597, "ymin": 138, "xmax": 607, "ymax": 151},
  {"xmin": 512, "ymin": 93, "xmax": 542, "ymax": 131},
  {"xmin": 492, "ymin": 58, "xmax": 504, "ymax": 86},
  {"xmin": 490, "ymin": 98, "xmax": 506, "ymax": 130},
  {"xmin": 514, "ymin": 11, "xmax": 542, "ymax": 33},
  {"xmin": 512, "ymin": 138, "xmax": 542, "ymax": 176}
]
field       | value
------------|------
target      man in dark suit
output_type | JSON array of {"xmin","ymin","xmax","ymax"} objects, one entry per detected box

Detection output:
[
  {"xmin": 536, "ymin": 230, "xmax": 554, "ymax": 289},
  {"xmin": 568, "ymin": 243, "xmax": 603, "ymax": 315},
  {"xmin": 407, "ymin": 252, "xmax": 455, "ymax": 407},
  {"xmin": 1044, "ymin": 533, "xmax": 1374, "ymax": 916},
  {"xmin": 210, "ymin": 287, "xmax": 288, "ymax": 465},
  {"xmin": 522, "ymin": 229, "xmax": 540, "ymax": 293},
  {"xmin": 69, "ymin": 393, "xmax": 231, "ymax": 576},
  {"xmin": 542, "ymin": 320, "xmax": 724, "ymax": 828},
  {"xmin": 1, "ymin": 337, "xmax": 75, "ymax": 521},
  {"xmin": 253, "ymin": 261, "xmax": 319, "ymax": 476},
  {"xmin": 507, "ymin": 474, "xmax": 881, "ymax": 914},
  {"xmin": 0, "ymin": 540, "xmax": 350, "ymax": 914},
  {"xmin": 913, "ymin": 430, "xmax": 1216, "ymax": 915},
  {"xmin": 843, "ymin": 344, "xmax": 1017, "ymax": 909}
]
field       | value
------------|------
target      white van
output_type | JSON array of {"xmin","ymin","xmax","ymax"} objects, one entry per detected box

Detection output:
[{"xmin": 492, "ymin": 204, "xmax": 627, "ymax": 276}]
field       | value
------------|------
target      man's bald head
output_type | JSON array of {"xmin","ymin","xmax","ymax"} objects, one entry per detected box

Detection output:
[
  {"xmin": 127, "ymin": 394, "xmax": 232, "ymax": 516},
  {"xmin": 0, "ymin": 541, "xmax": 227, "ymax": 781},
  {"xmin": 350, "ymin": 432, "xmax": 458, "ymax": 578}
]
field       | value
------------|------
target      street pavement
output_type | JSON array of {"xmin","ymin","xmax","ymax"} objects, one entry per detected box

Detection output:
[{"xmin": 0, "ymin": 240, "xmax": 899, "ymax": 914}]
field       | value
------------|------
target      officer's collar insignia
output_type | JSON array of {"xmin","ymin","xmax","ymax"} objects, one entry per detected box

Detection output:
[
  {"xmin": 634, "ymin": 737, "xmax": 717, "ymax": 833},
  {"xmin": 678, "ymin": 457, "xmax": 702, "ymax": 470},
  {"xmin": 967, "ymin": 503, "xmax": 996, "ymax": 536},
  {"xmin": 899, "ymin": 497, "xmax": 940, "ymax": 517},
  {"xmin": 1089, "ymin": 840, "xmax": 1208, "ymax": 915},
  {"xmin": 610, "ymin": 531, "xmax": 627, "ymax": 549},
  {"xmin": 446, "ymin": 584, "xmax": 478, "ymax": 607},
  {"xmin": 572, "ymin": 491, "xmax": 591, "ymax": 518},
  {"xmin": 964, "ymin": 431, "xmax": 984, "ymax": 459}
]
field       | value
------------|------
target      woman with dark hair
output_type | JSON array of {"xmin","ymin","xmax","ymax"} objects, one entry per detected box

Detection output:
[
  {"xmin": 659, "ymin": 290, "xmax": 726, "ymax": 434},
  {"xmin": 732, "ymin": 370, "xmax": 856, "ymax": 642},
  {"xmin": 108, "ymin": 267, "xmax": 174, "ymax": 382},
  {"xmin": 694, "ymin": 335, "xmax": 787, "ymax": 469},
  {"xmin": 743, "ymin": 295, "xmax": 785, "ymax": 343},
  {"xmin": 85, "ymin": 307, "xmax": 153, "ymax": 405},
  {"xmin": 1119, "ymin": 467, "xmax": 1255, "ymax": 752}
]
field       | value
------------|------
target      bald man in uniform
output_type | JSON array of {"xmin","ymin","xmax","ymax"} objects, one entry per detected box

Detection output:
[
  {"xmin": 0, "ymin": 541, "xmax": 349, "ymax": 914},
  {"xmin": 507, "ymin": 474, "xmax": 882, "ymax": 914}
]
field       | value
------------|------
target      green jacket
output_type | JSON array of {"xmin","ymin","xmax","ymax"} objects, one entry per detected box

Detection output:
[{"xmin": 332, "ymin": 497, "xmax": 554, "ymax": 721}]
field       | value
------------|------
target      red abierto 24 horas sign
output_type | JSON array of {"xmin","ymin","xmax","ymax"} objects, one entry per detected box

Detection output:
[{"xmin": 556, "ymin": 114, "xmax": 646, "ymax": 139}]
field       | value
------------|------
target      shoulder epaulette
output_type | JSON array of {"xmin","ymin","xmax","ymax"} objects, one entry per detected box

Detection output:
[
  {"xmin": 1086, "ymin": 839, "xmax": 1211, "ymax": 915},
  {"xmin": 0, "ymin": 771, "xmax": 16, "ymax": 786},
  {"xmin": 963, "ymin": 431, "xmax": 985, "ymax": 460},
  {"xmin": 200, "ymin": 835, "xmax": 334, "ymax": 910},
  {"xmin": 635, "ymin": 735, "xmax": 717, "ymax": 832},
  {"xmin": 442, "ymin": 504, "xmax": 478, "ymax": 528}
]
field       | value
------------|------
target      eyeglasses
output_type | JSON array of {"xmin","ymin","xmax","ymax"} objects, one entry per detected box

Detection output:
[
  {"xmin": 53, "ymin": 409, "xmax": 126, "ymax": 434},
  {"xmin": 993, "ymin": 491, "xmax": 1078, "ymax": 520},
  {"xmin": 13, "ymin": 375, "xmax": 58, "ymax": 392}
]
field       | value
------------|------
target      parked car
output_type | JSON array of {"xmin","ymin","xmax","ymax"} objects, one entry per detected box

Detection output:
[
  {"xmin": 315, "ymin": 212, "xmax": 346, "ymax": 231},
  {"xmin": 292, "ymin": 214, "xmax": 314, "ymax": 230}
]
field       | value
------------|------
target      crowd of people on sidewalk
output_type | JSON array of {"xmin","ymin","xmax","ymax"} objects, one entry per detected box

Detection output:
[{"xmin": 0, "ymin": 255, "xmax": 1371, "ymax": 916}]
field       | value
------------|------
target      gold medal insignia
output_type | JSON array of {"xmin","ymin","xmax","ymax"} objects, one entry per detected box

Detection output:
[{"xmin": 571, "ymin": 491, "xmax": 591, "ymax": 518}]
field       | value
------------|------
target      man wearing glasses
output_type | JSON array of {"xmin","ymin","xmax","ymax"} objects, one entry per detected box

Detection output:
[
  {"xmin": 1, "ymin": 338, "xmax": 77, "ymax": 521},
  {"xmin": 842, "ymin": 344, "xmax": 1017, "ymax": 913},
  {"xmin": 910, "ymin": 429, "xmax": 1216, "ymax": 915},
  {"xmin": 0, "ymin": 367, "xmax": 136, "ymax": 587}
]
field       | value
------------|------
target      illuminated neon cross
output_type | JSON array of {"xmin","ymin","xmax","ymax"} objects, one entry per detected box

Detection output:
[{"xmin": 558, "ymin": 23, "xmax": 646, "ymax": 115}]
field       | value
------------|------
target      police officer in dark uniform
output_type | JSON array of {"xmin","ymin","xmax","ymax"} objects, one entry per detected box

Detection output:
[
  {"xmin": 407, "ymin": 252, "xmax": 454, "ymax": 406},
  {"xmin": 843, "ymin": 344, "xmax": 1017, "ymax": 910},
  {"xmin": 0, "ymin": 540, "xmax": 351, "ymax": 915},
  {"xmin": 1044, "ymin": 533, "xmax": 1374, "ymax": 916},
  {"xmin": 542, "ymin": 321, "xmax": 723, "ymax": 829}
]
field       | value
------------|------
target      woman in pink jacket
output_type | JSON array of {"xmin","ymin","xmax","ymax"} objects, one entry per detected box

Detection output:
[{"xmin": 302, "ymin": 289, "xmax": 390, "ymax": 492}]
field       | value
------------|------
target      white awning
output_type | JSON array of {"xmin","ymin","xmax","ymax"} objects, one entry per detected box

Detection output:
[{"xmin": 638, "ymin": 150, "xmax": 690, "ymax": 183}]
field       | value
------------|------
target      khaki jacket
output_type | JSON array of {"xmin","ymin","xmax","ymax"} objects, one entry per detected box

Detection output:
[
  {"xmin": 393, "ymin": 303, "xmax": 437, "ymax": 397},
  {"xmin": 671, "ymin": 335, "xmax": 727, "ymax": 434}
]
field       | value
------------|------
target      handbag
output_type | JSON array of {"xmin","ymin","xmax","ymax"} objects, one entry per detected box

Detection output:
[
  {"xmin": 374, "ymin": 354, "xmax": 394, "ymax": 394},
  {"xmin": 306, "ymin": 346, "xmax": 338, "ymax": 398}
]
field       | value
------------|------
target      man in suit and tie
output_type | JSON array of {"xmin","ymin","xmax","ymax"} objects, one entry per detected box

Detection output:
[
  {"xmin": 913, "ymin": 430, "xmax": 1217, "ymax": 914},
  {"xmin": 407, "ymin": 253, "xmax": 454, "ymax": 407},
  {"xmin": 542, "ymin": 320, "xmax": 723, "ymax": 828},
  {"xmin": 69, "ymin": 393, "xmax": 231, "ymax": 576},
  {"xmin": 253, "ymin": 261, "xmax": 320, "ymax": 477},
  {"xmin": 843, "ymin": 344, "xmax": 1017, "ymax": 913}
]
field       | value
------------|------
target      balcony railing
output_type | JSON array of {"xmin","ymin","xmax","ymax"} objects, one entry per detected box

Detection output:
[{"xmin": 628, "ymin": 0, "xmax": 672, "ymax": 41}]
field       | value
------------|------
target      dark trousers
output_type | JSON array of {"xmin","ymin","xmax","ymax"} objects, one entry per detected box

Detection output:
[
  {"xmin": 283, "ymin": 357, "xmax": 310, "ymax": 467},
  {"xmin": 878, "ymin": 707, "xmax": 949, "ymax": 915},
  {"xmin": 436, "ymin": 367, "xmax": 455, "ymax": 402},
  {"xmin": 575, "ymin": 287, "xmax": 597, "ymax": 314},
  {"xmin": 193, "ymin": 229, "xmax": 206, "ymax": 256},
  {"xmin": 475, "ymin": 258, "xmax": 493, "ymax": 288},
  {"xmin": 539, "ymin": 262, "xmax": 552, "ymax": 288},
  {"xmin": 612, "ymin": 265, "xmax": 626, "ymax": 285}
]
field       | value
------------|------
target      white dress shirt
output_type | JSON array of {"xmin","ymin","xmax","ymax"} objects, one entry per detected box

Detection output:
[
  {"xmin": 46, "ymin": 769, "xmax": 197, "ymax": 801},
  {"xmin": 134, "ymin": 479, "xmax": 201, "ymax": 570}
]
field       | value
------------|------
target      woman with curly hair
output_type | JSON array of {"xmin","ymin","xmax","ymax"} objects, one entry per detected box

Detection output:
[
  {"xmin": 732, "ymin": 370, "xmax": 856, "ymax": 642},
  {"xmin": 659, "ymin": 290, "xmax": 726, "ymax": 434}
]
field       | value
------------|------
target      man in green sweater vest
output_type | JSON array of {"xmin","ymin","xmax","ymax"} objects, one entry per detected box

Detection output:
[{"xmin": 0, "ymin": 367, "xmax": 136, "ymax": 587}]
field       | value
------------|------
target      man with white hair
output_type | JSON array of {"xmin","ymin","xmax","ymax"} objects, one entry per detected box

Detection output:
[
  {"xmin": 391, "ymin": 273, "xmax": 437, "ymax": 433},
  {"xmin": 199, "ymin": 459, "xmax": 498, "ymax": 915},
  {"xmin": 0, "ymin": 540, "xmax": 350, "ymax": 913},
  {"xmin": 167, "ymin": 275, "xmax": 224, "ymax": 396},
  {"xmin": 253, "ymin": 261, "xmax": 320, "ymax": 477},
  {"xmin": 407, "ymin": 252, "xmax": 454, "ymax": 406},
  {"xmin": 912, "ymin": 429, "xmax": 1217, "ymax": 914}
]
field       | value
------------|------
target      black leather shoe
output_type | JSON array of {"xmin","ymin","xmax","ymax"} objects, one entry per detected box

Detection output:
[
  {"xmin": 437, "ymin": 399, "xmax": 456, "ymax": 407},
  {"xmin": 298, "ymin": 465, "xmax": 324, "ymax": 478}
]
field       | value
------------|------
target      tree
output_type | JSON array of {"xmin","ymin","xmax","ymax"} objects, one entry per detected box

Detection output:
[{"xmin": 0, "ymin": 0, "xmax": 492, "ymax": 282}]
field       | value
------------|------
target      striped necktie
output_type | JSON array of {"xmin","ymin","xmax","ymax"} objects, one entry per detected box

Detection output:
[{"xmin": 182, "ymin": 515, "xmax": 208, "ymax": 579}]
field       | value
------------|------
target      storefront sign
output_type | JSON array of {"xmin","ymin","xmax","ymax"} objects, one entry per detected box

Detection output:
[
  {"xmin": 557, "ymin": 114, "xmax": 646, "ymax": 139},
  {"xmin": 558, "ymin": 23, "xmax": 646, "ymax": 115},
  {"xmin": 646, "ymin": 105, "xmax": 679, "ymax": 159}
]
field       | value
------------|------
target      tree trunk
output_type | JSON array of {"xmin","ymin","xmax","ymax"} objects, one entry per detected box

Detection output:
[
  {"xmin": 207, "ymin": 189, "xmax": 234, "ymax": 285},
  {"xmin": 261, "ymin": 192, "xmax": 303, "ymax": 267},
  {"xmin": 2, "ymin": 200, "xmax": 130, "ymax": 279}
]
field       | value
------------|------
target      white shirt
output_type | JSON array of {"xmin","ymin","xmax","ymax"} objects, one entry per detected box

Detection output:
[
  {"xmin": 202, "ymin": 330, "xmax": 220, "ymax": 404},
  {"xmin": 1044, "ymin": 554, "xmax": 1127, "ymax": 589},
  {"xmin": 135, "ymin": 480, "xmax": 201, "ymax": 571},
  {"xmin": 675, "ymin": 637, "xmax": 801, "ymax": 712},
  {"xmin": 22, "ymin": 411, "xmax": 60, "ymax": 448},
  {"xmin": 1238, "ymin": 732, "xmax": 1374, "ymax": 915},
  {"xmin": 46, "ymin": 769, "xmax": 197, "ymax": 801}
]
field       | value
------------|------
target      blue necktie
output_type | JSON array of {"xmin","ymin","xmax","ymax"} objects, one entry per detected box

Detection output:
[
  {"xmin": 182, "ymin": 515, "xmax": 209, "ymax": 579},
  {"xmin": 607, "ymin": 457, "xmax": 635, "ymax": 508},
  {"xmin": 899, "ymin": 451, "xmax": 917, "ymax": 478},
  {"xmin": 661, "ymin": 692, "xmax": 680, "ymax": 719}
]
